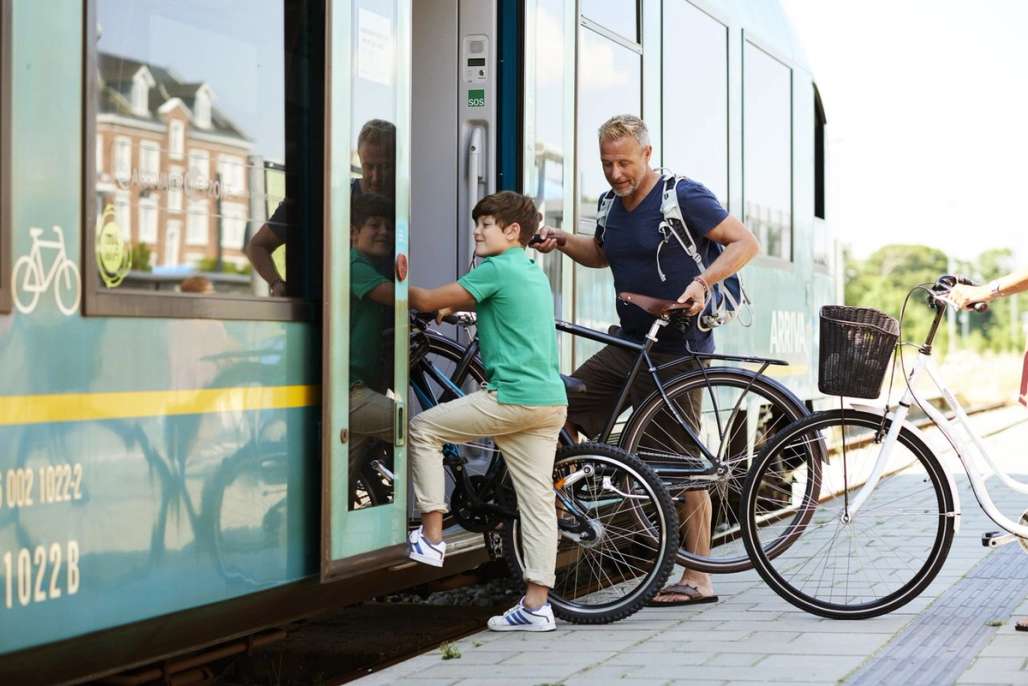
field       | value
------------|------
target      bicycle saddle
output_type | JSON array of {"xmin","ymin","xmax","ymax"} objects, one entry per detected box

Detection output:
[
  {"xmin": 561, "ymin": 374, "xmax": 587, "ymax": 395},
  {"xmin": 618, "ymin": 291, "xmax": 694, "ymax": 317}
]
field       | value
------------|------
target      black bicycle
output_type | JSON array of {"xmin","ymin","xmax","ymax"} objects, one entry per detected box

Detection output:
[
  {"xmin": 557, "ymin": 292, "xmax": 823, "ymax": 574},
  {"xmin": 406, "ymin": 298, "xmax": 823, "ymax": 576},
  {"xmin": 404, "ymin": 311, "xmax": 679, "ymax": 624}
]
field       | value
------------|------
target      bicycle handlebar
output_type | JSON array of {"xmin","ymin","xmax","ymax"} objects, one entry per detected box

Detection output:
[{"xmin": 931, "ymin": 274, "xmax": 989, "ymax": 313}]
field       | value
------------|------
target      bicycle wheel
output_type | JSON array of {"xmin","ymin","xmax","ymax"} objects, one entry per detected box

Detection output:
[
  {"xmin": 621, "ymin": 367, "xmax": 818, "ymax": 573},
  {"xmin": 408, "ymin": 331, "xmax": 492, "ymax": 528},
  {"xmin": 12, "ymin": 257, "xmax": 40, "ymax": 313},
  {"xmin": 741, "ymin": 409, "xmax": 955, "ymax": 619},
  {"xmin": 501, "ymin": 443, "xmax": 678, "ymax": 624}
]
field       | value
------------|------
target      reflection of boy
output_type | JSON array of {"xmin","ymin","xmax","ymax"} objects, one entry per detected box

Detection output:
[
  {"xmin": 408, "ymin": 192, "xmax": 567, "ymax": 633},
  {"xmin": 347, "ymin": 193, "xmax": 396, "ymax": 479}
]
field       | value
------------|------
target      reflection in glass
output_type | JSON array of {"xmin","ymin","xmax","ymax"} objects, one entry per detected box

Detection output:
[
  {"xmin": 662, "ymin": 0, "xmax": 728, "ymax": 205},
  {"xmin": 94, "ymin": 0, "xmax": 317, "ymax": 297},
  {"xmin": 348, "ymin": 0, "xmax": 399, "ymax": 511},
  {"xmin": 744, "ymin": 42, "xmax": 792, "ymax": 261},
  {"xmin": 581, "ymin": 0, "xmax": 638, "ymax": 42},
  {"xmin": 524, "ymin": 0, "xmax": 568, "ymax": 314},
  {"xmin": 575, "ymin": 28, "xmax": 640, "ymax": 363}
]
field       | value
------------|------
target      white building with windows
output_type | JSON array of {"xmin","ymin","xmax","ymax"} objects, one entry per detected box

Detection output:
[{"xmin": 94, "ymin": 53, "xmax": 253, "ymax": 269}]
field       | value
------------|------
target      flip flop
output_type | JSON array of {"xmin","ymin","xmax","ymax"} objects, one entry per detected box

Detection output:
[
  {"xmin": 645, "ymin": 582, "xmax": 719, "ymax": 608},
  {"xmin": 1016, "ymin": 619, "xmax": 1028, "ymax": 632}
]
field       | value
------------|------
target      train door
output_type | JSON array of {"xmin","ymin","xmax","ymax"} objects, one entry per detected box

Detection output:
[
  {"xmin": 322, "ymin": 0, "xmax": 505, "ymax": 580},
  {"xmin": 322, "ymin": 0, "xmax": 413, "ymax": 579},
  {"xmin": 410, "ymin": 0, "xmax": 498, "ymax": 289}
]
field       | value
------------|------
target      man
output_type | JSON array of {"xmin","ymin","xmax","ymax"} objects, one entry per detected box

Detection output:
[
  {"xmin": 246, "ymin": 119, "xmax": 396, "ymax": 295},
  {"xmin": 534, "ymin": 114, "xmax": 759, "ymax": 606}
]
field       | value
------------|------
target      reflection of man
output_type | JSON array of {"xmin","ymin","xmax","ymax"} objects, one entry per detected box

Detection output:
[
  {"xmin": 245, "ymin": 119, "xmax": 396, "ymax": 296},
  {"xmin": 534, "ymin": 115, "xmax": 759, "ymax": 607}
]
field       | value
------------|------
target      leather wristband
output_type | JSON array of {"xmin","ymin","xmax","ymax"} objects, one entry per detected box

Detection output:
[{"xmin": 693, "ymin": 275, "xmax": 711, "ymax": 296}]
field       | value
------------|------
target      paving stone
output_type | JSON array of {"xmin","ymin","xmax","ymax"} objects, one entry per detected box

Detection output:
[
  {"xmin": 418, "ymin": 660, "xmax": 590, "ymax": 680},
  {"xmin": 706, "ymin": 653, "xmax": 764, "ymax": 667},
  {"xmin": 978, "ymin": 635, "xmax": 1028, "ymax": 657},
  {"xmin": 602, "ymin": 650, "xmax": 710, "ymax": 667}
]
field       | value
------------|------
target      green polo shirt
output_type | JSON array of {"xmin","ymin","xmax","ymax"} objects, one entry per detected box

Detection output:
[
  {"xmin": 350, "ymin": 250, "xmax": 392, "ymax": 391},
  {"xmin": 458, "ymin": 247, "xmax": 566, "ymax": 406}
]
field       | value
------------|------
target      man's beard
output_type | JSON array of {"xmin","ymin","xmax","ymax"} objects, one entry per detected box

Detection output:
[{"xmin": 611, "ymin": 181, "xmax": 636, "ymax": 197}]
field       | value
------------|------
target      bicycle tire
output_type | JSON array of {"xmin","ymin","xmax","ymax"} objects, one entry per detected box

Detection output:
[
  {"xmin": 620, "ymin": 367, "xmax": 818, "ymax": 573},
  {"xmin": 501, "ymin": 443, "xmax": 678, "ymax": 624},
  {"xmin": 740, "ymin": 409, "xmax": 955, "ymax": 619},
  {"xmin": 12, "ymin": 257, "xmax": 40, "ymax": 314}
]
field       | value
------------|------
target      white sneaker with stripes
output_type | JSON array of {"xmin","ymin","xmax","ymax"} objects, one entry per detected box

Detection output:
[
  {"xmin": 407, "ymin": 526, "xmax": 446, "ymax": 567},
  {"xmin": 487, "ymin": 598, "xmax": 556, "ymax": 632}
]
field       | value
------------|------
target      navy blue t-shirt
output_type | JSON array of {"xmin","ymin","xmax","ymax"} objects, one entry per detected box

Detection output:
[{"xmin": 597, "ymin": 177, "xmax": 728, "ymax": 354}]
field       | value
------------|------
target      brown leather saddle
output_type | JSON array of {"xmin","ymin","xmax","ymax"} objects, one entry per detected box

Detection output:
[{"xmin": 618, "ymin": 291, "xmax": 694, "ymax": 317}]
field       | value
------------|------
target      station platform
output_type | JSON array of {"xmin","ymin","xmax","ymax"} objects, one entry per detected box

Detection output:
[{"xmin": 354, "ymin": 406, "xmax": 1028, "ymax": 686}]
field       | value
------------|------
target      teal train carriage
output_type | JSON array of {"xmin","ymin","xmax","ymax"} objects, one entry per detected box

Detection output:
[{"xmin": 0, "ymin": 0, "xmax": 835, "ymax": 682}]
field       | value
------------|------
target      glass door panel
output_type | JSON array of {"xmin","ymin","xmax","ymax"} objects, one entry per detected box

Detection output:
[{"xmin": 323, "ymin": 0, "xmax": 411, "ymax": 578}]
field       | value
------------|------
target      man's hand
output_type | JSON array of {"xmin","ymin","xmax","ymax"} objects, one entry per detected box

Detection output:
[
  {"xmin": 269, "ymin": 280, "xmax": 287, "ymax": 297},
  {"xmin": 677, "ymin": 280, "xmax": 707, "ymax": 317},
  {"xmin": 435, "ymin": 306, "xmax": 454, "ymax": 324},
  {"xmin": 950, "ymin": 284, "xmax": 990, "ymax": 310},
  {"xmin": 531, "ymin": 226, "xmax": 567, "ymax": 254}
]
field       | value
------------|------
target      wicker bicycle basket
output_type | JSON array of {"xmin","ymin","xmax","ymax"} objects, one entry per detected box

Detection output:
[{"xmin": 818, "ymin": 306, "xmax": 900, "ymax": 399}]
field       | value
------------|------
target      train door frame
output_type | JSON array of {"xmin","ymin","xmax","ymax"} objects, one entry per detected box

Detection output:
[{"xmin": 0, "ymin": 0, "xmax": 11, "ymax": 315}]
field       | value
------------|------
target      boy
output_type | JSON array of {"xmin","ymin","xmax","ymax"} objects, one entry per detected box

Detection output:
[{"xmin": 408, "ymin": 191, "xmax": 567, "ymax": 632}]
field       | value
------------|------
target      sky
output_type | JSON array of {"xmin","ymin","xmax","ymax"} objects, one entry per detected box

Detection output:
[
  {"xmin": 780, "ymin": 0, "xmax": 1028, "ymax": 262},
  {"xmin": 97, "ymin": 0, "xmax": 286, "ymax": 162}
]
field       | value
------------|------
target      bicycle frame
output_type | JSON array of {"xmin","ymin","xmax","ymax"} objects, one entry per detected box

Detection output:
[
  {"xmin": 848, "ymin": 339, "xmax": 1028, "ymax": 540},
  {"xmin": 24, "ymin": 229, "xmax": 68, "ymax": 293},
  {"xmin": 556, "ymin": 316, "xmax": 789, "ymax": 469}
]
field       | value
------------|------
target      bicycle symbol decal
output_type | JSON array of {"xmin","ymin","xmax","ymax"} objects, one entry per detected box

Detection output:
[{"xmin": 12, "ymin": 225, "xmax": 81, "ymax": 316}]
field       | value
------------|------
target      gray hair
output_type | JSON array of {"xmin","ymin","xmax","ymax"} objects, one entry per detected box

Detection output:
[{"xmin": 598, "ymin": 114, "xmax": 650, "ymax": 147}]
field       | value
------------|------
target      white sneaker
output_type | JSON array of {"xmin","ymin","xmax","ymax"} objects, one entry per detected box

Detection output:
[
  {"xmin": 487, "ymin": 598, "xmax": 556, "ymax": 632},
  {"xmin": 408, "ymin": 527, "xmax": 446, "ymax": 567}
]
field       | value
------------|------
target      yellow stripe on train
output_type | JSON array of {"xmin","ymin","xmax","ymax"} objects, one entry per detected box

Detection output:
[{"xmin": 0, "ymin": 385, "xmax": 320, "ymax": 426}]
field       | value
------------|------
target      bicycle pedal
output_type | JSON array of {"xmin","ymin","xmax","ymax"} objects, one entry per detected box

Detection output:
[{"xmin": 982, "ymin": 531, "xmax": 1016, "ymax": 548}]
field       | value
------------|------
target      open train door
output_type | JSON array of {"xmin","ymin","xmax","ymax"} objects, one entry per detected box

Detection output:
[{"xmin": 321, "ymin": 0, "xmax": 413, "ymax": 580}]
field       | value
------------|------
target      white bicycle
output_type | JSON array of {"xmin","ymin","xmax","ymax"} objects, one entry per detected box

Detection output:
[
  {"xmin": 13, "ymin": 225, "xmax": 81, "ymax": 315},
  {"xmin": 739, "ymin": 274, "xmax": 1028, "ymax": 619}
]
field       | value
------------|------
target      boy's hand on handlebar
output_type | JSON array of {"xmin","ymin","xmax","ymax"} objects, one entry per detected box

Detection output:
[
  {"xmin": 677, "ymin": 281, "xmax": 706, "ymax": 317},
  {"xmin": 530, "ymin": 226, "xmax": 566, "ymax": 254},
  {"xmin": 435, "ymin": 307, "xmax": 454, "ymax": 324}
]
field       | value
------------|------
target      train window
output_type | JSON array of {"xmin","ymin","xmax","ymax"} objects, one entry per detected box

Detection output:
[
  {"xmin": 524, "ymin": 0, "xmax": 571, "ymax": 316},
  {"xmin": 0, "ymin": 0, "xmax": 9, "ymax": 314},
  {"xmin": 83, "ymin": 0, "xmax": 323, "ymax": 320},
  {"xmin": 575, "ymin": 25, "xmax": 641, "ymax": 362},
  {"xmin": 743, "ymin": 40, "xmax": 792, "ymax": 262},
  {"xmin": 662, "ymin": 0, "xmax": 728, "ymax": 205},
  {"xmin": 581, "ymin": 0, "xmax": 638, "ymax": 43}
]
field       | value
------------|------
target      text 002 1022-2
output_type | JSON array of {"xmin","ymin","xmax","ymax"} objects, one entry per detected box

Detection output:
[{"xmin": 2, "ymin": 464, "xmax": 84, "ymax": 509}]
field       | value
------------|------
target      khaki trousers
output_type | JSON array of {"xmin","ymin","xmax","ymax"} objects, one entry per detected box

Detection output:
[{"xmin": 409, "ymin": 389, "xmax": 567, "ymax": 588}]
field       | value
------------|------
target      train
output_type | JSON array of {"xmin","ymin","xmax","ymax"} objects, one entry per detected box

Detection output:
[{"xmin": 0, "ymin": 0, "xmax": 836, "ymax": 682}]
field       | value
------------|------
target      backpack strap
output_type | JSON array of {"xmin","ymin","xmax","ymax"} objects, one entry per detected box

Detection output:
[
  {"xmin": 658, "ymin": 172, "xmax": 705, "ymax": 273},
  {"xmin": 657, "ymin": 170, "xmax": 752, "ymax": 330},
  {"xmin": 595, "ymin": 189, "xmax": 616, "ymax": 246}
]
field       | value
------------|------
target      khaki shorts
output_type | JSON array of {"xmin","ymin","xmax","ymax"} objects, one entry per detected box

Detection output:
[{"xmin": 567, "ymin": 344, "xmax": 705, "ymax": 440}]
